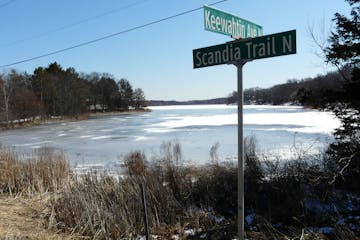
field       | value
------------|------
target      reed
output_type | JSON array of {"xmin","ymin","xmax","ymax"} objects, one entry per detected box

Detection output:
[{"xmin": 0, "ymin": 146, "xmax": 71, "ymax": 197}]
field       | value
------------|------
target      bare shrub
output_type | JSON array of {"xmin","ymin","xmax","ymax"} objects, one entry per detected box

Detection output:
[
  {"xmin": 190, "ymin": 164, "xmax": 237, "ymax": 218},
  {"xmin": 151, "ymin": 140, "xmax": 194, "ymax": 206},
  {"xmin": 245, "ymin": 136, "xmax": 264, "ymax": 184},
  {"xmin": 50, "ymin": 173, "xmax": 140, "ymax": 238},
  {"xmin": 209, "ymin": 142, "xmax": 220, "ymax": 164},
  {"xmin": 124, "ymin": 150, "xmax": 183, "ymax": 226},
  {"xmin": 51, "ymin": 148, "xmax": 192, "ymax": 239}
]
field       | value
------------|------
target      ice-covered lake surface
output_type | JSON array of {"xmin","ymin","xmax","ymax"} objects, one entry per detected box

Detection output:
[{"xmin": 0, "ymin": 105, "xmax": 340, "ymax": 169}]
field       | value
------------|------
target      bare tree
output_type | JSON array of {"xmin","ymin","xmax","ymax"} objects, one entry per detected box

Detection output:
[
  {"xmin": 0, "ymin": 74, "xmax": 12, "ymax": 122},
  {"xmin": 133, "ymin": 88, "xmax": 146, "ymax": 109}
]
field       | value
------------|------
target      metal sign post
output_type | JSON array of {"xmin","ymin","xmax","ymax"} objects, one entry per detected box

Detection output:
[
  {"xmin": 236, "ymin": 61, "xmax": 245, "ymax": 240},
  {"xmin": 234, "ymin": 60, "xmax": 250, "ymax": 240}
]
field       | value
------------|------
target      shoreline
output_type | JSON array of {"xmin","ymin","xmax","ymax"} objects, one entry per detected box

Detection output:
[
  {"xmin": 88, "ymin": 108, "xmax": 151, "ymax": 117},
  {"xmin": 0, "ymin": 108, "xmax": 151, "ymax": 131}
]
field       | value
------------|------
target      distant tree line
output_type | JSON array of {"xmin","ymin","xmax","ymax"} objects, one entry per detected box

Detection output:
[
  {"xmin": 226, "ymin": 67, "xmax": 351, "ymax": 108},
  {"xmin": 0, "ymin": 62, "xmax": 147, "ymax": 123},
  {"xmin": 149, "ymin": 97, "xmax": 227, "ymax": 106}
]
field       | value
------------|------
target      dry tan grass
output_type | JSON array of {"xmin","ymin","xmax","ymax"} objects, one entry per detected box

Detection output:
[
  {"xmin": 0, "ymin": 195, "xmax": 76, "ymax": 239},
  {"xmin": 0, "ymin": 146, "xmax": 72, "ymax": 197},
  {"xmin": 0, "ymin": 146, "xmax": 77, "ymax": 239}
]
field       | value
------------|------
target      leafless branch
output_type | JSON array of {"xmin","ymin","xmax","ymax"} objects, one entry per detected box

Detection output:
[{"xmin": 329, "ymin": 152, "xmax": 359, "ymax": 184}]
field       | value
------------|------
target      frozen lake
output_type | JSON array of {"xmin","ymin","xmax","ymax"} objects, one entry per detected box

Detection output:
[{"xmin": 0, "ymin": 105, "xmax": 340, "ymax": 169}]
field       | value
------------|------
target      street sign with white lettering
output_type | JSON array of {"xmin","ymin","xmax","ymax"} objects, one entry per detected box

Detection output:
[
  {"xmin": 204, "ymin": 5, "xmax": 263, "ymax": 39},
  {"xmin": 193, "ymin": 30, "xmax": 296, "ymax": 68}
]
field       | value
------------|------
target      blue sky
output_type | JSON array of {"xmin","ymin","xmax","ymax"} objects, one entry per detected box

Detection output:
[{"xmin": 0, "ymin": 0, "xmax": 350, "ymax": 101}]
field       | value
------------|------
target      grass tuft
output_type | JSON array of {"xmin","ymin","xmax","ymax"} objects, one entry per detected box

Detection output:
[{"xmin": 0, "ymin": 146, "xmax": 71, "ymax": 197}]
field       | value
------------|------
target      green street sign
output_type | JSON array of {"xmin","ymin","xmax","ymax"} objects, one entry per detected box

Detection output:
[
  {"xmin": 193, "ymin": 30, "xmax": 296, "ymax": 69},
  {"xmin": 204, "ymin": 5, "xmax": 263, "ymax": 39}
]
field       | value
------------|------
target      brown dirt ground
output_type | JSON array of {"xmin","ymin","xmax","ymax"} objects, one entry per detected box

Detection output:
[{"xmin": 0, "ymin": 195, "xmax": 74, "ymax": 240}]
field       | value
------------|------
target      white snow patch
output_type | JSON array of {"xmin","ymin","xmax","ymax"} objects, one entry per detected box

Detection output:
[
  {"xmin": 246, "ymin": 111, "xmax": 339, "ymax": 134},
  {"xmin": 135, "ymin": 236, "xmax": 146, "ymax": 240},
  {"xmin": 184, "ymin": 229, "xmax": 196, "ymax": 236},
  {"xmin": 134, "ymin": 136, "xmax": 151, "ymax": 141},
  {"xmin": 245, "ymin": 213, "xmax": 255, "ymax": 225},
  {"xmin": 14, "ymin": 141, "xmax": 52, "ymax": 147},
  {"xmin": 91, "ymin": 135, "xmax": 111, "ymax": 140},
  {"xmin": 100, "ymin": 128, "xmax": 113, "ymax": 132},
  {"xmin": 147, "ymin": 108, "xmax": 340, "ymax": 134},
  {"xmin": 79, "ymin": 135, "xmax": 94, "ymax": 139},
  {"xmin": 143, "ymin": 127, "xmax": 176, "ymax": 133}
]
